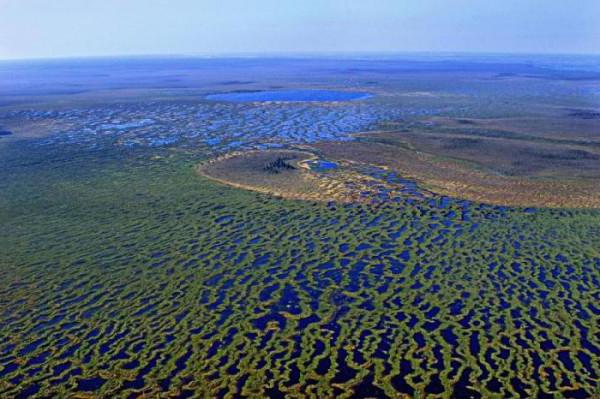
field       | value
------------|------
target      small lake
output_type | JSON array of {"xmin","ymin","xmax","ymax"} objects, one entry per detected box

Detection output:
[
  {"xmin": 307, "ymin": 160, "xmax": 339, "ymax": 172},
  {"xmin": 206, "ymin": 89, "xmax": 372, "ymax": 102}
]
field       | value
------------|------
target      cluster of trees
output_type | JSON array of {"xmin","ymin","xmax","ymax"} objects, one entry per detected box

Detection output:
[{"xmin": 264, "ymin": 157, "xmax": 296, "ymax": 174}]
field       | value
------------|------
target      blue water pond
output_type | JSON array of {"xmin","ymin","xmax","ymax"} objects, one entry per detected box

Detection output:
[
  {"xmin": 206, "ymin": 89, "xmax": 372, "ymax": 103},
  {"xmin": 307, "ymin": 160, "xmax": 339, "ymax": 172}
]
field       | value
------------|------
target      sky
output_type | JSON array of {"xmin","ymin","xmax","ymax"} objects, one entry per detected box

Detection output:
[{"xmin": 0, "ymin": 0, "xmax": 599, "ymax": 60}]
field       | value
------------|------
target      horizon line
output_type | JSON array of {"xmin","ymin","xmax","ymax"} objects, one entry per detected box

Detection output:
[{"xmin": 1, "ymin": 49, "xmax": 600, "ymax": 63}]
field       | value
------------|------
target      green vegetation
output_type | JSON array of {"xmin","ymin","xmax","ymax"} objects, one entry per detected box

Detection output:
[{"xmin": 1, "ymin": 142, "xmax": 598, "ymax": 398}]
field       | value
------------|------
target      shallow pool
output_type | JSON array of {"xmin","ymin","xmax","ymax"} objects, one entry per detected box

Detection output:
[{"xmin": 307, "ymin": 160, "xmax": 339, "ymax": 172}]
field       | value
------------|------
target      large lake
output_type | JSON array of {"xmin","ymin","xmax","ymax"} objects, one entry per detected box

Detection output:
[{"xmin": 206, "ymin": 89, "xmax": 372, "ymax": 102}]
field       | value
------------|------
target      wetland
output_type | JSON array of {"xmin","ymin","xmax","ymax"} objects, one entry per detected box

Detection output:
[{"xmin": 0, "ymin": 55, "xmax": 599, "ymax": 398}]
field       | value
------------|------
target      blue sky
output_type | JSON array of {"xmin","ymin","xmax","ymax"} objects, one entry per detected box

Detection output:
[{"xmin": 0, "ymin": 0, "xmax": 598, "ymax": 59}]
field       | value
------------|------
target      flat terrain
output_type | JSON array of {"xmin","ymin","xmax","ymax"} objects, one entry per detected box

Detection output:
[
  {"xmin": 314, "ymin": 135, "xmax": 600, "ymax": 208},
  {"xmin": 197, "ymin": 150, "xmax": 329, "ymax": 202},
  {"xmin": 1, "ymin": 55, "xmax": 599, "ymax": 398}
]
